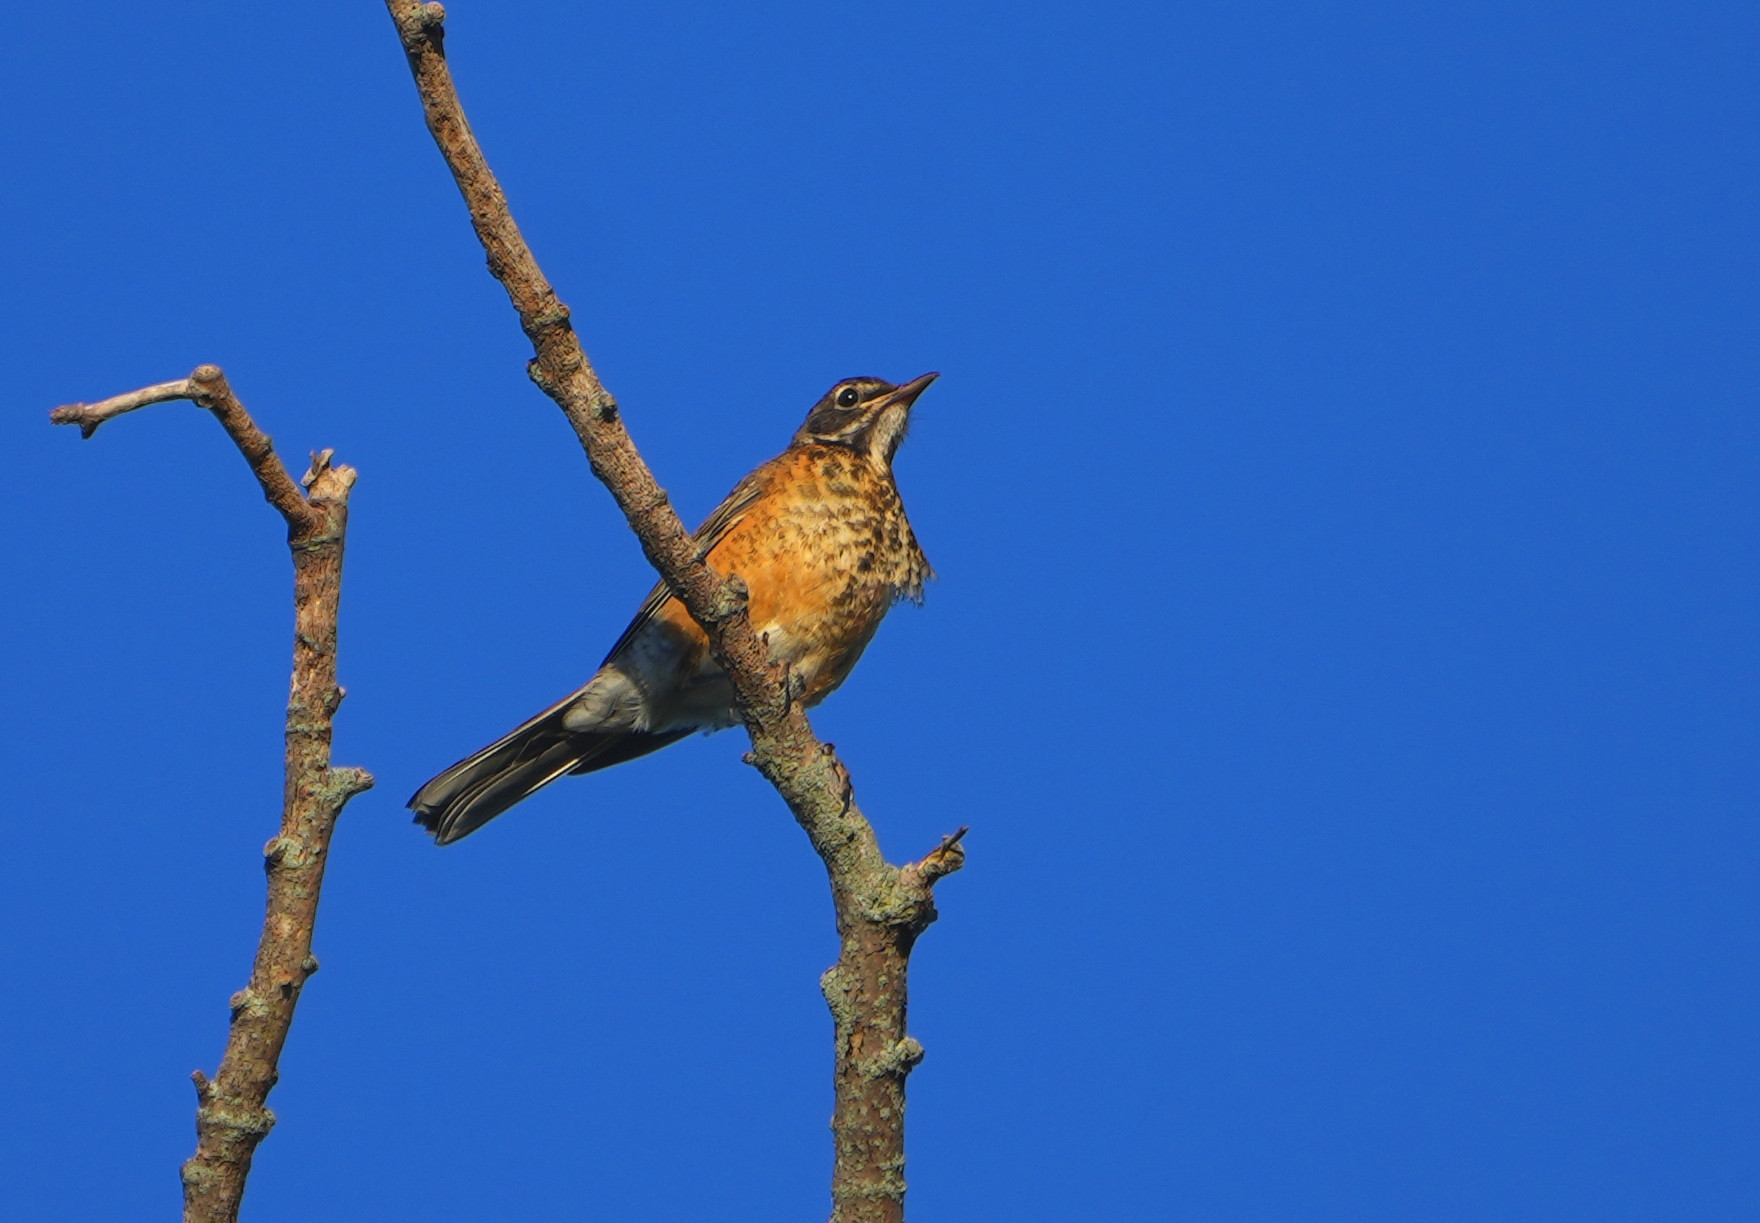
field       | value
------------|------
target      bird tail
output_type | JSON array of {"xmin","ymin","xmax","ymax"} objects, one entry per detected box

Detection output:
[{"xmin": 408, "ymin": 695, "xmax": 688, "ymax": 846}]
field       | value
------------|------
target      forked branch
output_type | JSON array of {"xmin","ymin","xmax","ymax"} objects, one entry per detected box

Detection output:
[
  {"xmin": 383, "ymin": 4, "xmax": 964, "ymax": 1219},
  {"xmin": 52, "ymin": 364, "xmax": 373, "ymax": 1223}
]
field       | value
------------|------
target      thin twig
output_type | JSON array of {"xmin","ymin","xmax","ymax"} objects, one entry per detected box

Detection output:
[
  {"xmin": 382, "ymin": 5, "xmax": 964, "ymax": 1219},
  {"xmin": 52, "ymin": 366, "xmax": 373, "ymax": 1223},
  {"xmin": 50, "ymin": 379, "xmax": 197, "ymax": 438}
]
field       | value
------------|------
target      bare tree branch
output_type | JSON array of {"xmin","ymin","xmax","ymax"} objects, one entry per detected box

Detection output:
[
  {"xmin": 49, "ymin": 379, "xmax": 198, "ymax": 437},
  {"xmin": 52, "ymin": 364, "xmax": 373, "ymax": 1223},
  {"xmin": 382, "ymin": 4, "xmax": 963, "ymax": 1218}
]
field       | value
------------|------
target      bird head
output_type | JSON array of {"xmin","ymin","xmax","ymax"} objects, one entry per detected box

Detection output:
[{"xmin": 794, "ymin": 372, "xmax": 938, "ymax": 466}]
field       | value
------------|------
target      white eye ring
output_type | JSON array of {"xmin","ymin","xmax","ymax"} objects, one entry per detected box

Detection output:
[{"xmin": 836, "ymin": 386, "xmax": 860, "ymax": 407}]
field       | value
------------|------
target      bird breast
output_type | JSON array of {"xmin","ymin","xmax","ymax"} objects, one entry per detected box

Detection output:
[{"xmin": 631, "ymin": 445, "xmax": 927, "ymax": 726}]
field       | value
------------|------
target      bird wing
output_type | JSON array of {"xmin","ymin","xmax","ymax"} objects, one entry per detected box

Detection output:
[
  {"xmin": 598, "ymin": 465, "xmax": 770, "ymax": 664},
  {"xmin": 408, "ymin": 462, "xmax": 778, "ymax": 844}
]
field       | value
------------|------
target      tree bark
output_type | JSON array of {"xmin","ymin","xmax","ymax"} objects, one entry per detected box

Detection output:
[
  {"xmin": 51, "ymin": 364, "xmax": 373, "ymax": 1223},
  {"xmin": 381, "ymin": 5, "xmax": 965, "ymax": 1218}
]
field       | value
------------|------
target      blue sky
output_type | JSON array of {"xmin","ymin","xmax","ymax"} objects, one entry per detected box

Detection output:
[{"xmin": 4, "ymin": 2, "xmax": 1756, "ymax": 1219}]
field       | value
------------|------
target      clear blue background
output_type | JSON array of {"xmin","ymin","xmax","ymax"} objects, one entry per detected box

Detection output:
[{"xmin": 4, "ymin": 2, "xmax": 1755, "ymax": 1219}]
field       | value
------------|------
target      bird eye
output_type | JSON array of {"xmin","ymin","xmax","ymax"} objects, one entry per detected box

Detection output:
[{"xmin": 836, "ymin": 386, "xmax": 860, "ymax": 408}]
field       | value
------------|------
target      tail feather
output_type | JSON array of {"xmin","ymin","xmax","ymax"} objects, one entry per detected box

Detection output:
[{"xmin": 409, "ymin": 699, "xmax": 688, "ymax": 845}]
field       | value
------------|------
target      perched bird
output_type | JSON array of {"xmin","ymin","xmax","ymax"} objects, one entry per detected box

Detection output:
[{"xmin": 409, "ymin": 372, "xmax": 938, "ymax": 845}]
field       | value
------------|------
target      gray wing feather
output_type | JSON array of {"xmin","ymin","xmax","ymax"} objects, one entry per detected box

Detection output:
[
  {"xmin": 408, "ymin": 465, "xmax": 770, "ymax": 845},
  {"xmin": 598, "ymin": 472, "xmax": 766, "ymax": 664}
]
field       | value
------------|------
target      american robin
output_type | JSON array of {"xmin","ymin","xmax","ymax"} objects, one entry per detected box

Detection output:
[{"xmin": 409, "ymin": 372, "xmax": 938, "ymax": 845}]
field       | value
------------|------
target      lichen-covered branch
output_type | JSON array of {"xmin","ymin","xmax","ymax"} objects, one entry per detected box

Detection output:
[
  {"xmin": 382, "ymin": 4, "xmax": 963, "ymax": 1218},
  {"xmin": 52, "ymin": 365, "xmax": 373, "ymax": 1223}
]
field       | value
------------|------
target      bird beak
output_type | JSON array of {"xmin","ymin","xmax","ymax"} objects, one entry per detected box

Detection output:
[{"xmin": 885, "ymin": 371, "xmax": 939, "ymax": 412}]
